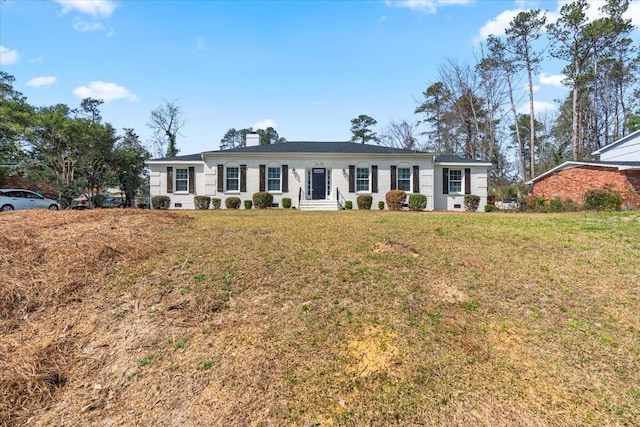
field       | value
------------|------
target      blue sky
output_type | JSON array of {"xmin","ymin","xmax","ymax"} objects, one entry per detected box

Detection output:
[{"xmin": 1, "ymin": 0, "xmax": 639, "ymax": 156}]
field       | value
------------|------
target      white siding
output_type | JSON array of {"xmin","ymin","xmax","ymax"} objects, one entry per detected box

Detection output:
[{"xmin": 599, "ymin": 132, "xmax": 640, "ymax": 162}]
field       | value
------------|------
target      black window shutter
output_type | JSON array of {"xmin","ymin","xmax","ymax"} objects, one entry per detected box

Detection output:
[
  {"xmin": 348, "ymin": 165, "xmax": 355, "ymax": 193},
  {"xmin": 167, "ymin": 167, "xmax": 173, "ymax": 193},
  {"xmin": 259, "ymin": 165, "xmax": 266, "ymax": 192},
  {"xmin": 217, "ymin": 165, "xmax": 224, "ymax": 192},
  {"xmin": 443, "ymin": 168, "xmax": 449, "ymax": 195},
  {"xmin": 413, "ymin": 165, "xmax": 420, "ymax": 193},
  {"xmin": 372, "ymin": 165, "xmax": 378, "ymax": 193},
  {"xmin": 188, "ymin": 166, "xmax": 195, "ymax": 194},
  {"xmin": 465, "ymin": 168, "xmax": 471, "ymax": 194},
  {"xmin": 390, "ymin": 166, "xmax": 397, "ymax": 190},
  {"xmin": 282, "ymin": 165, "xmax": 288, "ymax": 193},
  {"xmin": 240, "ymin": 165, "xmax": 247, "ymax": 192}
]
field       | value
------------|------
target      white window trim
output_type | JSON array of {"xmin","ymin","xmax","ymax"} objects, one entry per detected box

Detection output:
[
  {"xmin": 174, "ymin": 167, "xmax": 189, "ymax": 194},
  {"xmin": 397, "ymin": 165, "xmax": 412, "ymax": 193},
  {"xmin": 225, "ymin": 165, "xmax": 240, "ymax": 193},
  {"xmin": 267, "ymin": 164, "xmax": 282, "ymax": 193},
  {"xmin": 449, "ymin": 169, "xmax": 463, "ymax": 195},
  {"xmin": 355, "ymin": 165, "xmax": 371, "ymax": 194}
]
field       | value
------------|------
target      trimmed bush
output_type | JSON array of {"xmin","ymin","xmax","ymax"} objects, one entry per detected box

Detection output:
[
  {"xmin": 244, "ymin": 200, "xmax": 253, "ymax": 209},
  {"xmin": 194, "ymin": 196, "xmax": 211, "ymax": 210},
  {"xmin": 408, "ymin": 194, "xmax": 427, "ymax": 211},
  {"xmin": 385, "ymin": 190, "xmax": 406, "ymax": 210},
  {"xmin": 583, "ymin": 188, "xmax": 623, "ymax": 211},
  {"xmin": 211, "ymin": 198, "xmax": 221, "ymax": 209},
  {"xmin": 378, "ymin": 201, "xmax": 385, "ymax": 210},
  {"xmin": 282, "ymin": 197, "xmax": 292, "ymax": 209},
  {"xmin": 484, "ymin": 204, "xmax": 495, "ymax": 212},
  {"xmin": 152, "ymin": 195, "xmax": 170, "ymax": 210},
  {"xmin": 357, "ymin": 195, "xmax": 373, "ymax": 210},
  {"xmin": 252, "ymin": 191, "xmax": 273, "ymax": 209},
  {"xmin": 345, "ymin": 200, "xmax": 353, "ymax": 210},
  {"xmin": 464, "ymin": 194, "xmax": 480, "ymax": 212},
  {"xmin": 225, "ymin": 197, "xmax": 241, "ymax": 209}
]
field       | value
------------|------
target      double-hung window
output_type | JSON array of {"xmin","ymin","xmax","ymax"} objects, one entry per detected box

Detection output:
[
  {"xmin": 267, "ymin": 167, "xmax": 281, "ymax": 191},
  {"xmin": 356, "ymin": 167, "xmax": 370, "ymax": 192},
  {"xmin": 397, "ymin": 168, "xmax": 411, "ymax": 192},
  {"xmin": 226, "ymin": 167, "xmax": 239, "ymax": 192},
  {"xmin": 449, "ymin": 169, "xmax": 462, "ymax": 194},
  {"xmin": 175, "ymin": 168, "xmax": 188, "ymax": 192}
]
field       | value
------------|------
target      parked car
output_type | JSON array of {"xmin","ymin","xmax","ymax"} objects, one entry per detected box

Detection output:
[
  {"xmin": 0, "ymin": 189, "xmax": 60, "ymax": 212},
  {"xmin": 99, "ymin": 196, "xmax": 125, "ymax": 208},
  {"xmin": 71, "ymin": 196, "xmax": 91, "ymax": 210}
]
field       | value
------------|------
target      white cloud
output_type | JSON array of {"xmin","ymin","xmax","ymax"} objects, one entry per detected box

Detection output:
[
  {"xmin": 517, "ymin": 100, "xmax": 557, "ymax": 115},
  {"xmin": 539, "ymin": 72, "xmax": 565, "ymax": 88},
  {"xmin": 72, "ymin": 17, "xmax": 106, "ymax": 32},
  {"xmin": 252, "ymin": 119, "xmax": 277, "ymax": 130},
  {"xmin": 0, "ymin": 45, "xmax": 19, "ymax": 65},
  {"xmin": 524, "ymin": 83, "xmax": 541, "ymax": 93},
  {"xmin": 54, "ymin": 0, "xmax": 117, "ymax": 18},
  {"xmin": 475, "ymin": 9, "xmax": 523, "ymax": 42},
  {"xmin": 73, "ymin": 81, "xmax": 138, "ymax": 102},
  {"xmin": 385, "ymin": 0, "xmax": 472, "ymax": 14},
  {"xmin": 26, "ymin": 76, "xmax": 57, "ymax": 88}
]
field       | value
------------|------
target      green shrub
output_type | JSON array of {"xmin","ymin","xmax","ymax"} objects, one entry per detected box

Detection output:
[
  {"xmin": 408, "ymin": 194, "xmax": 427, "ymax": 211},
  {"xmin": 345, "ymin": 200, "xmax": 353, "ymax": 210},
  {"xmin": 194, "ymin": 196, "xmax": 211, "ymax": 210},
  {"xmin": 282, "ymin": 197, "xmax": 292, "ymax": 209},
  {"xmin": 244, "ymin": 200, "xmax": 253, "ymax": 209},
  {"xmin": 385, "ymin": 190, "xmax": 406, "ymax": 210},
  {"xmin": 484, "ymin": 204, "xmax": 494, "ymax": 212},
  {"xmin": 225, "ymin": 197, "xmax": 241, "ymax": 209},
  {"xmin": 252, "ymin": 191, "xmax": 273, "ymax": 209},
  {"xmin": 357, "ymin": 195, "xmax": 373, "ymax": 210},
  {"xmin": 211, "ymin": 198, "xmax": 221, "ymax": 209},
  {"xmin": 464, "ymin": 195, "xmax": 480, "ymax": 212},
  {"xmin": 152, "ymin": 196, "xmax": 170, "ymax": 210},
  {"xmin": 378, "ymin": 201, "xmax": 385, "ymax": 210},
  {"xmin": 583, "ymin": 188, "xmax": 623, "ymax": 211}
]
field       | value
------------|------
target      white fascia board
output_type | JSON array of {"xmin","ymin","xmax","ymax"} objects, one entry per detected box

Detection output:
[
  {"xmin": 526, "ymin": 161, "xmax": 637, "ymax": 184},
  {"xmin": 592, "ymin": 129, "xmax": 640, "ymax": 155},
  {"xmin": 436, "ymin": 162, "xmax": 492, "ymax": 167}
]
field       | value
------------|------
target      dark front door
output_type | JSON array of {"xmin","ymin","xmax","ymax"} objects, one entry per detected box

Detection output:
[{"xmin": 311, "ymin": 168, "xmax": 326, "ymax": 200}]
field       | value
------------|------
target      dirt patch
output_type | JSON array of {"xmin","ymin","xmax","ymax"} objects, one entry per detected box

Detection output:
[
  {"xmin": 0, "ymin": 209, "xmax": 187, "ymax": 426},
  {"xmin": 347, "ymin": 327, "xmax": 399, "ymax": 378},
  {"xmin": 372, "ymin": 240, "xmax": 419, "ymax": 258}
]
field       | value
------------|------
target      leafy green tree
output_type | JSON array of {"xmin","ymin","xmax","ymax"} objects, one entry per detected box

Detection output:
[
  {"xmin": 415, "ymin": 82, "xmax": 451, "ymax": 153},
  {"xmin": 220, "ymin": 128, "xmax": 245, "ymax": 150},
  {"xmin": 111, "ymin": 128, "xmax": 150, "ymax": 207},
  {"xmin": 506, "ymin": 9, "xmax": 547, "ymax": 179},
  {"xmin": 350, "ymin": 114, "xmax": 378, "ymax": 144},
  {"xmin": 627, "ymin": 109, "xmax": 640, "ymax": 132},
  {"xmin": 257, "ymin": 127, "xmax": 286, "ymax": 145},
  {"xmin": 480, "ymin": 36, "xmax": 526, "ymax": 181},
  {"xmin": 0, "ymin": 72, "xmax": 34, "ymax": 167}
]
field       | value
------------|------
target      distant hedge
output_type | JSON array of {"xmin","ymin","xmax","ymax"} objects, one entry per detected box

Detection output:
[
  {"xmin": 252, "ymin": 192, "xmax": 273, "ymax": 209},
  {"xmin": 385, "ymin": 190, "xmax": 406, "ymax": 210},
  {"xmin": 152, "ymin": 196, "xmax": 170, "ymax": 210},
  {"xmin": 225, "ymin": 197, "xmax": 241, "ymax": 209},
  {"xmin": 194, "ymin": 196, "xmax": 211, "ymax": 210}
]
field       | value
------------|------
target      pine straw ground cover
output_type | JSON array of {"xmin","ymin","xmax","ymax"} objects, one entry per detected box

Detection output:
[{"xmin": 0, "ymin": 210, "xmax": 638, "ymax": 426}]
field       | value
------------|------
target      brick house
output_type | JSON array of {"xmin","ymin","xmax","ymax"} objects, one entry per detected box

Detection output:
[{"xmin": 527, "ymin": 130, "xmax": 640, "ymax": 209}]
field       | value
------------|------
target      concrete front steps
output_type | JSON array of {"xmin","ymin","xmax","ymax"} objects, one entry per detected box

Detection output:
[{"xmin": 298, "ymin": 200, "xmax": 341, "ymax": 211}]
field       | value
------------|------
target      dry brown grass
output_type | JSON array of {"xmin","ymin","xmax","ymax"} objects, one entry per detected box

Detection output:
[{"xmin": 1, "ymin": 209, "xmax": 639, "ymax": 426}]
